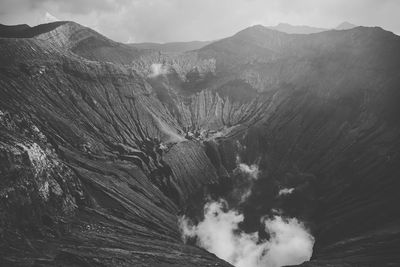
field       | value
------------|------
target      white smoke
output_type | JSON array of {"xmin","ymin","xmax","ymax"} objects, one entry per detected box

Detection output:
[
  {"xmin": 179, "ymin": 201, "xmax": 314, "ymax": 267},
  {"xmin": 126, "ymin": 36, "xmax": 136, "ymax": 43},
  {"xmin": 235, "ymin": 162, "xmax": 260, "ymax": 203},
  {"xmin": 278, "ymin": 188, "xmax": 295, "ymax": 196},
  {"xmin": 238, "ymin": 163, "xmax": 259, "ymax": 180},
  {"xmin": 43, "ymin": 12, "xmax": 60, "ymax": 23},
  {"xmin": 148, "ymin": 63, "xmax": 170, "ymax": 77}
]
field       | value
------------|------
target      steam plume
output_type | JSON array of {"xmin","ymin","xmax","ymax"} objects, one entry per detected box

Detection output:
[{"xmin": 180, "ymin": 201, "xmax": 314, "ymax": 267}]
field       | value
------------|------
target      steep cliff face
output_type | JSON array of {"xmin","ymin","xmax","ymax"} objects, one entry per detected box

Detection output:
[{"xmin": 1, "ymin": 21, "xmax": 400, "ymax": 267}]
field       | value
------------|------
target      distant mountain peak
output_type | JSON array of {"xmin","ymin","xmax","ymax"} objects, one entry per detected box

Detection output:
[
  {"xmin": 240, "ymin": 24, "xmax": 268, "ymax": 33},
  {"xmin": 237, "ymin": 24, "xmax": 273, "ymax": 34},
  {"xmin": 277, "ymin": 22, "xmax": 291, "ymax": 26},
  {"xmin": 335, "ymin": 21, "xmax": 357, "ymax": 30},
  {"xmin": 268, "ymin": 22, "xmax": 328, "ymax": 34}
]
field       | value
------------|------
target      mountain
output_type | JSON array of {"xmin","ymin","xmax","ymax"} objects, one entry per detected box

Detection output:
[
  {"xmin": 335, "ymin": 21, "xmax": 357, "ymax": 30},
  {"xmin": 265, "ymin": 22, "xmax": 358, "ymax": 34},
  {"xmin": 1, "ymin": 21, "xmax": 400, "ymax": 267},
  {"xmin": 0, "ymin": 21, "xmax": 67, "ymax": 38},
  {"xmin": 0, "ymin": 21, "xmax": 230, "ymax": 267},
  {"xmin": 129, "ymin": 40, "xmax": 212, "ymax": 53},
  {"xmin": 267, "ymin": 22, "xmax": 328, "ymax": 34},
  {"xmin": 198, "ymin": 24, "xmax": 400, "ymax": 267},
  {"xmin": 0, "ymin": 21, "xmax": 146, "ymax": 64}
]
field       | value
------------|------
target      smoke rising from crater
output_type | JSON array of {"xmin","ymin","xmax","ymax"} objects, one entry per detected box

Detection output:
[
  {"xmin": 238, "ymin": 163, "xmax": 259, "ymax": 180},
  {"xmin": 278, "ymin": 188, "xmax": 295, "ymax": 196},
  {"xmin": 235, "ymin": 162, "xmax": 260, "ymax": 203},
  {"xmin": 148, "ymin": 63, "xmax": 170, "ymax": 77},
  {"xmin": 179, "ymin": 201, "xmax": 314, "ymax": 267}
]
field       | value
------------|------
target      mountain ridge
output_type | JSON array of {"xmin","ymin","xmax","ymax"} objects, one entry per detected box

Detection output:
[
  {"xmin": 266, "ymin": 21, "xmax": 357, "ymax": 34},
  {"xmin": 0, "ymin": 21, "xmax": 68, "ymax": 38},
  {"xmin": 128, "ymin": 40, "xmax": 213, "ymax": 53}
]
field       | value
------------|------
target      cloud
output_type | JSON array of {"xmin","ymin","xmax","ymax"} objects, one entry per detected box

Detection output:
[
  {"xmin": 148, "ymin": 63, "xmax": 170, "ymax": 78},
  {"xmin": 278, "ymin": 188, "xmax": 295, "ymax": 196},
  {"xmin": 179, "ymin": 200, "xmax": 314, "ymax": 267}
]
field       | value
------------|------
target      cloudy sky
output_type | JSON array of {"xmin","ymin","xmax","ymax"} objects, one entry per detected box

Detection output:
[{"xmin": 1, "ymin": 0, "xmax": 399, "ymax": 43}]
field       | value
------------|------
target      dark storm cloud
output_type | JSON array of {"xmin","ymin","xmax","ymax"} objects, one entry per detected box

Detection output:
[{"xmin": 0, "ymin": 0, "xmax": 399, "ymax": 43}]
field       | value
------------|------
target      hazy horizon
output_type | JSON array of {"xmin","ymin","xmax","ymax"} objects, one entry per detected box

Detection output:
[{"xmin": 0, "ymin": 0, "xmax": 399, "ymax": 43}]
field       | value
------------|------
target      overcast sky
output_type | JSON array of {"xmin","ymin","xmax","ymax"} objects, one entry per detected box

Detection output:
[{"xmin": 0, "ymin": 0, "xmax": 399, "ymax": 43}]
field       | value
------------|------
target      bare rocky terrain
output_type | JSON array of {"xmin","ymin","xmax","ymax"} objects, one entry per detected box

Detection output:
[{"xmin": 1, "ymin": 21, "xmax": 400, "ymax": 266}]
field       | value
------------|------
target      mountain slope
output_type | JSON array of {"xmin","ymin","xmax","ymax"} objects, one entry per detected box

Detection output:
[
  {"xmin": 0, "ymin": 22, "xmax": 67, "ymax": 38},
  {"xmin": 0, "ymin": 24, "xmax": 231, "ymax": 267},
  {"xmin": 267, "ymin": 22, "xmax": 328, "ymax": 34},
  {"xmin": 265, "ymin": 22, "xmax": 358, "ymax": 34},
  {"xmin": 35, "ymin": 21, "xmax": 146, "ymax": 64},
  {"xmin": 133, "ymin": 24, "xmax": 400, "ymax": 266},
  {"xmin": 335, "ymin": 21, "xmax": 357, "ymax": 30},
  {"xmin": 193, "ymin": 25, "xmax": 400, "ymax": 267},
  {"xmin": 1, "ymin": 22, "xmax": 400, "ymax": 267},
  {"xmin": 0, "ymin": 21, "xmax": 145, "ymax": 64}
]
